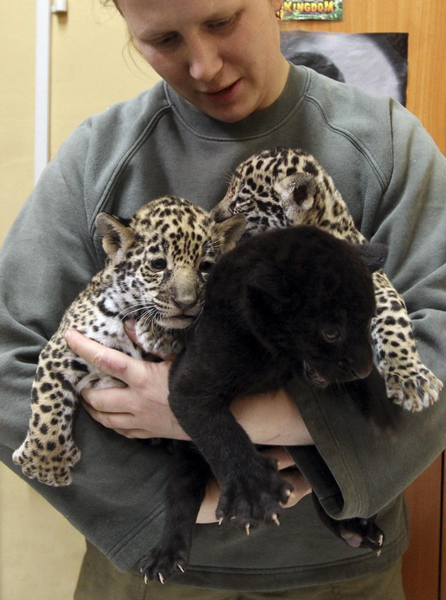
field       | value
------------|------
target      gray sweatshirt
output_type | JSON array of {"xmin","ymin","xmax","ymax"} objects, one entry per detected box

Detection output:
[{"xmin": 1, "ymin": 65, "xmax": 445, "ymax": 591}]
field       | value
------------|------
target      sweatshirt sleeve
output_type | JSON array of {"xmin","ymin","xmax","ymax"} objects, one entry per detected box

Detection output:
[
  {"xmin": 287, "ymin": 99, "xmax": 446, "ymax": 521},
  {"xmin": 0, "ymin": 123, "xmax": 173, "ymax": 572}
]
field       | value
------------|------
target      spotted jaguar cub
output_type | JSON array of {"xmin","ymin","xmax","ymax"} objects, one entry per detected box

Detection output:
[
  {"xmin": 212, "ymin": 147, "xmax": 443, "ymax": 412},
  {"xmin": 13, "ymin": 197, "xmax": 245, "ymax": 486}
]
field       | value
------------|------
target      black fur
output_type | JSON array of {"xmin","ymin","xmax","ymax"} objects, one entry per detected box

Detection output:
[{"xmin": 140, "ymin": 226, "xmax": 388, "ymax": 583}]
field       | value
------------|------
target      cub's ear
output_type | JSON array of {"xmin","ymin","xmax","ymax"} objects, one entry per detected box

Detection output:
[
  {"xmin": 215, "ymin": 214, "xmax": 246, "ymax": 252},
  {"xmin": 95, "ymin": 213, "xmax": 135, "ymax": 263},
  {"xmin": 273, "ymin": 173, "xmax": 318, "ymax": 219},
  {"xmin": 353, "ymin": 243, "xmax": 388, "ymax": 273}
]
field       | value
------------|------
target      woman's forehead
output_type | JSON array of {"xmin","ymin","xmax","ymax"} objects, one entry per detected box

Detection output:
[{"xmin": 118, "ymin": 0, "xmax": 251, "ymax": 35}]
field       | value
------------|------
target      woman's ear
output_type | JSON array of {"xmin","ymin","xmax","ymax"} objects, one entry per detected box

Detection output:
[{"xmin": 271, "ymin": 0, "xmax": 284, "ymax": 13}]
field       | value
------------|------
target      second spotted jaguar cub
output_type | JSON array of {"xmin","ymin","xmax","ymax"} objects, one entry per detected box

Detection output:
[
  {"xmin": 213, "ymin": 148, "xmax": 443, "ymax": 412},
  {"xmin": 13, "ymin": 197, "xmax": 245, "ymax": 486}
]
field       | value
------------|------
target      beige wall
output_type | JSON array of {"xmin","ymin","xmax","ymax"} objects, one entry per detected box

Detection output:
[
  {"xmin": 0, "ymin": 1, "xmax": 36, "ymax": 243},
  {"xmin": 0, "ymin": 3, "xmax": 159, "ymax": 598},
  {"xmin": 50, "ymin": 0, "xmax": 160, "ymax": 155}
]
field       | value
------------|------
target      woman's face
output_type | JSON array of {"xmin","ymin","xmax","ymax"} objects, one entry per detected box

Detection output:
[{"xmin": 118, "ymin": 0, "xmax": 289, "ymax": 122}]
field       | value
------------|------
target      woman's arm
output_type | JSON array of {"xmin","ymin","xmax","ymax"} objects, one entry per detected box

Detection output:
[{"xmin": 65, "ymin": 328, "xmax": 314, "ymax": 447}]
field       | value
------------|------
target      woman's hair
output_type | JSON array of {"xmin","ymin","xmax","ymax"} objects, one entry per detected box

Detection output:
[
  {"xmin": 99, "ymin": 0, "xmax": 141, "ymax": 56},
  {"xmin": 100, "ymin": 0, "xmax": 123, "ymax": 17}
]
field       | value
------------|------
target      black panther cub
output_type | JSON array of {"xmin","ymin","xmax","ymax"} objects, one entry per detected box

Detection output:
[{"xmin": 139, "ymin": 225, "xmax": 388, "ymax": 584}]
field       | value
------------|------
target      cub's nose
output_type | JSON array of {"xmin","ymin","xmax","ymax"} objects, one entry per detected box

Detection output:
[
  {"xmin": 172, "ymin": 298, "xmax": 198, "ymax": 312},
  {"xmin": 350, "ymin": 363, "xmax": 373, "ymax": 380},
  {"xmin": 338, "ymin": 355, "xmax": 373, "ymax": 381}
]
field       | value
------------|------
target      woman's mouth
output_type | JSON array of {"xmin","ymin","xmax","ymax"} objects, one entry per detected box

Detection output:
[{"xmin": 203, "ymin": 79, "xmax": 241, "ymax": 104}]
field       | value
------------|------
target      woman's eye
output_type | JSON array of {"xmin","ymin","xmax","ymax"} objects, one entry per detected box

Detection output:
[
  {"xmin": 322, "ymin": 328, "xmax": 341, "ymax": 343},
  {"xmin": 149, "ymin": 33, "xmax": 179, "ymax": 48},
  {"xmin": 151, "ymin": 258, "xmax": 167, "ymax": 271},
  {"xmin": 199, "ymin": 261, "xmax": 214, "ymax": 274},
  {"xmin": 209, "ymin": 15, "xmax": 236, "ymax": 31}
]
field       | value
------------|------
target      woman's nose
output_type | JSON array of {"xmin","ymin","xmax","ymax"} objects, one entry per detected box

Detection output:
[{"xmin": 187, "ymin": 38, "xmax": 223, "ymax": 83}]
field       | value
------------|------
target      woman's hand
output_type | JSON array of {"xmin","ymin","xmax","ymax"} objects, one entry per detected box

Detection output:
[
  {"xmin": 64, "ymin": 328, "xmax": 189, "ymax": 440},
  {"xmin": 65, "ymin": 324, "xmax": 313, "ymax": 446},
  {"xmin": 196, "ymin": 447, "xmax": 312, "ymax": 523}
]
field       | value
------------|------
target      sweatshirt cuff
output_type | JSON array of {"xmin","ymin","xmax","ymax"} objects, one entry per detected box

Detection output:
[{"xmin": 286, "ymin": 444, "xmax": 344, "ymax": 517}]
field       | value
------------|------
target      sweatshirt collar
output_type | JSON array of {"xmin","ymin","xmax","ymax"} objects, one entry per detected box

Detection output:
[{"xmin": 164, "ymin": 64, "xmax": 308, "ymax": 140}]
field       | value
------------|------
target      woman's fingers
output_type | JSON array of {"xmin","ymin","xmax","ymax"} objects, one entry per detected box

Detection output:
[
  {"xmin": 261, "ymin": 446, "xmax": 296, "ymax": 470},
  {"xmin": 65, "ymin": 329, "xmax": 142, "ymax": 386},
  {"xmin": 123, "ymin": 319, "xmax": 139, "ymax": 345},
  {"xmin": 81, "ymin": 386, "xmax": 133, "ymax": 413},
  {"xmin": 280, "ymin": 469, "xmax": 312, "ymax": 506},
  {"xmin": 260, "ymin": 446, "xmax": 312, "ymax": 506},
  {"xmin": 114, "ymin": 428, "xmax": 151, "ymax": 439},
  {"xmin": 82, "ymin": 399, "xmax": 132, "ymax": 427}
]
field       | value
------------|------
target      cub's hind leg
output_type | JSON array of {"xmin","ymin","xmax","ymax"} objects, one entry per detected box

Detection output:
[{"xmin": 140, "ymin": 442, "xmax": 211, "ymax": 583}]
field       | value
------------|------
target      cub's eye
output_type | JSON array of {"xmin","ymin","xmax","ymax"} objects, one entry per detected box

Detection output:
[
  {"xmin": 199, "ymin": 261, "xmax": 214, "ymax": 274},
  {"xmin": 322, "ymin": 328, "xmax": 342, "ymax": 343},
  {"xmin": 235, "ymin": 196, "xmax": 253, "ymax": 207},
  {"xmin": 150, "ymin": 258, "xmax": 167, "ymax": 271}
]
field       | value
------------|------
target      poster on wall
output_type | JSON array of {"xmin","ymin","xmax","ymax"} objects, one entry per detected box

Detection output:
[
  {"xmin": 281, "ymin": 1, "xmax": 343, "ymax": 21},
  {"xmin": 281, "ymin": 31, "xmax": 408, "ymax": 105}
]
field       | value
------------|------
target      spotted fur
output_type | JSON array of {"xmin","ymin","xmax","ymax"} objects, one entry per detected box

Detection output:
[
  {"xmin": 13, "ymin": 196, "xmax": 245, "ymax": 486},
  {"xmin": 212, "ymin": 147, "xmax": 443, "ymax": 412}
]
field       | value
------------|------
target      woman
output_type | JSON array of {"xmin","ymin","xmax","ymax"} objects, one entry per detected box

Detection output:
[{"xmin": 1, "ymin": 0, "xmax": 445, "ymax": 598}]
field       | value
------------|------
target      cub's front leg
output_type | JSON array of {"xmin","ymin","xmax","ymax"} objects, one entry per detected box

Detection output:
[
  {"xmin": 371, "ymin": 271, "xmax": 443, "ymax": 412},
  {"xmin": 169, "ymin": 387, "xmax": 293, "ymax": 532},
  {"xmin": 12, "ymin": 338, "xmax": 84, "ymax": 486},
  {"xmin": 214, "ymin": 442, "xmax": 293, "ymax": 532}
]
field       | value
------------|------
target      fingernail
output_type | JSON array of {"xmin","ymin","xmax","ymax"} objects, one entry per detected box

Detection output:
[{"xmin": 65, "ymin": 330, "xmax": 72, "ymax": 341}]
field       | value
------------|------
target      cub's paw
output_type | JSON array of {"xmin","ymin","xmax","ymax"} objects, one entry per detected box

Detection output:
[
  {"xmin": 312, "ymin": 495, "xmax": 384, "ymax": 556},
  {"xmin": 216, "ymin": 457, "xmax": 293, "ymax": 532},
  {"xmin": 139, "ymin": 539, "xmax": 189, "ymax": 584},
  {"xmin": 13, "ymin": 436, "xmax": 80, "ymax": 486},
  {"xmin": 334, "ymin": 517, "xmax": 384, "ymax": 556},
  {"xmin": 382, "ymin": 362, "xmax": 443, "ymax": 412}
]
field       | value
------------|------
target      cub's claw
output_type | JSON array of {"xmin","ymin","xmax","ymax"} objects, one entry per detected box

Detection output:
[
  {"xmin": 139, "ymin": 538, "xmax": 190, "ymax": 584},
  {"xmin": 216, "ymin": 455, "xmax": 293, "ymax": 531}
]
